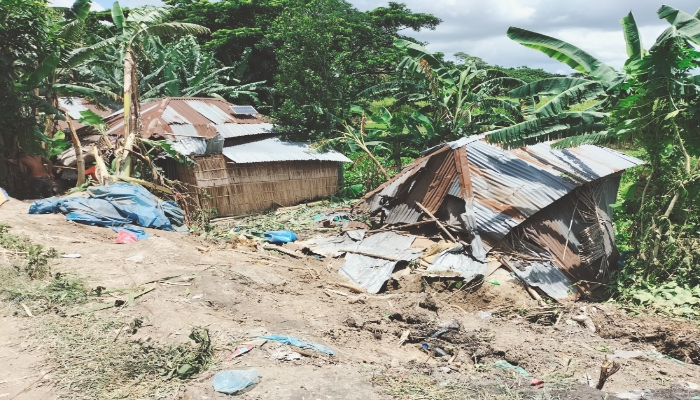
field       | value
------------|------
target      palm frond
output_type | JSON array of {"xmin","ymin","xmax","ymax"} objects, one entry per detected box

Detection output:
[
  {"xmin": 486, "ymin": 111, "xmax": 608, "ymax": 148},
  {"xmin": 144, "ymin": 23, "xmax": 210, "ymax": 38}
]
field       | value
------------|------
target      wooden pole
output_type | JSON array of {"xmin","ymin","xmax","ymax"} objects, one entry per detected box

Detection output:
[
  {"xmin": 341, "ymin": 249, "xmax": 431, "ymax": 268},
  {"xmin": 415, "ymin": 201, "xmax": 457, "ymax": 243},
  {"xmin": 368, "ymin": 219, "xmax": 437, "ymax": 233}
]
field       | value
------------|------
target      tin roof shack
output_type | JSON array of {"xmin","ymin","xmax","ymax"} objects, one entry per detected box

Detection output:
[
  {"xmin": 178, "ymin": 138, "xmax": 350, "ymax": 217},
  {"xmin": 76, "ymin": 97, "xmax": 351, "ymax": 217},
  {"xmin": 357, "ymin": 135, "xmax": 644, "ymax": 301}
]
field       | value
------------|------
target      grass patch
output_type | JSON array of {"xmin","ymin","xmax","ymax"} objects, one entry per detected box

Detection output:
[
  {"xmin": 0, "ymin": 229, "xmax": 217, "ymax": 399},
  {"xmin": 373, "ymin": 373, "xmax": 531, "ymax": 400},
  {"xmin": 0, "ymin": 222, "xmax": 58, "ymax": 278},
  {"xmin": 31, "ymin": 316, "xmax": 214, "ymax": 399}
]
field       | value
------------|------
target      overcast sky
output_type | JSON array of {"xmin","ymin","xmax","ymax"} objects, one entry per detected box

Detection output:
[{"xmin": 59, "ymin": 0, "xmax": 699, "ymax": 74}]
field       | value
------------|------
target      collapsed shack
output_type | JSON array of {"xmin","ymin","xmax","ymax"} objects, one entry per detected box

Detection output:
[
  {"xmin": 309, "ymin": 135, "xmax": 644, "ymax": 300},
  {"xmin": 61, "ymin": 97, "xmax": 351, "ymax": 216}
]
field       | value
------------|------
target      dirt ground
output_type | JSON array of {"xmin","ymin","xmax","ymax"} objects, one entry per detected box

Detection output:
[{"xmin": 1, "ymin": 198, "xmax": 699, "ymax": 400}]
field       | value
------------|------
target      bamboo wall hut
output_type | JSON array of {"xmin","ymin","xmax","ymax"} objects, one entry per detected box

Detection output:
[
  {"xmin": 178, "ymin": 138, "xmax": 349, "ymax": 216},
  {"xmin": 71, "ymin": 97, "xmax": 350, "ymax": 217}
]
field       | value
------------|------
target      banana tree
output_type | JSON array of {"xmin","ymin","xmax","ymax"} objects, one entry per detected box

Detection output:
[
  {"xmin": 77, "ymin": 2, "xmax": 209, "ymax": 177},
  {"xmin": 485, "ymin": 25, "xmax": 629, "ymax": 148},
  {"xmin": 17, "ymin": 0, "xmax": 121, "ymax": 186},
  {"xmin": 360, "ymin": 39, "xmax": 526, "ymax": 143}
]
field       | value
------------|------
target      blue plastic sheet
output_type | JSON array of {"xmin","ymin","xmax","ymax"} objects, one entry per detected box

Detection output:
[
  {"xmin": 28, "ymin": 183, "xmax": 187, "ymax": 240},
  {"xmin": 212, "ymin": 369, "xmax": 260, "ymax": 394},
  {"xmin": 263, "ymin": 230, "xmax": 297, "ymax": 244},
  {"xmin": 259, "ymin": 334, "xmax": 335, "ymax": 356}
]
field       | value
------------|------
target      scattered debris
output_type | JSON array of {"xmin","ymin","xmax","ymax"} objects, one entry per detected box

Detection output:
[
  {"xmin": 259, "ymin": 334, "xmax": 335, "ymax": 356},
  {"xmin": 61, "ymin": 254, "xmax": 81, "ymax": 258},
  {"xmin": 263, "ymin": 244, "xmax": 302, "ymax": 258},
  {"xmin": 493, "ymin": 360, "xmax": 529, "ymax": 376},
  {"xmin": 212, "ymin": 369, "xmax": 260, "ymax": 394},
  {"xmin": 268, "ymin": 349, "xmax": 302, "ymax": 361},
  {"xmin": 20, "ymin": 303, "xmax": 34, "ymax": 317},
  {"xmin": 531, "ymin": 378, "xmax": 545, "ymax": 389},
  {"xmin": 572, "ymin": 309, "xmax": 597, "ymax": 332},
  {"xmin": 596, "ymin": 358, "xmax": 621, "ymax": 390},
  {"xmin": 115, "ymin": 230, "xmax": 138, "ymax": 244},
  {"xmin": 0, "ymin": 188, "xmax": 9, "ymax": 207}
]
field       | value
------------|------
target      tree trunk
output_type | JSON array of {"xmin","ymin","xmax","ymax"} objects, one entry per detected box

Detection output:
[
  {"xmin": 117, "ymin": 48, "xmax": 135, "ymax": 177},
  {"xmin": 360, "ymin": 143, "xmax": 390, "ymax": 181},
  {"xmin": 66, "ymin": 119, "xmax": 85, "ymax": 187}
]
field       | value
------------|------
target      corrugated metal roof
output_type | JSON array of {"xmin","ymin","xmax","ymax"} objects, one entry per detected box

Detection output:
[
  {"xmin": 216, "ymin": 123, "xmax": 274, "ymax": 138},
  {"xmin": 363, "ymin": 137, "xmax": 644, "ymax": 251},
  {"xmin": 336, "ymin": 231, "xmax": 421, "ymax": 293},
  {"xmin": 222, "ymin": 138, "xmax": 351, "ymax": 164},
  {"xmin": 185, "ymin": 100, "xmax": 234, "ymax": 124},
  {"xmin": 77, "ymin": 98, "xmax": 274, "ymax": 155},
  {"xmin": 58, "ymin": 97, "xmax": 89, "ymax": 120},
  {"xmin": 57, "ymin": 97, "xmax": 119, "ymax": 132}
]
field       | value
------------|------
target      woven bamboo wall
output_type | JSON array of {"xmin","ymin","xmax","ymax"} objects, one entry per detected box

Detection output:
[{"xmin": 177, "ymin": 155, "xmax": 340, "ymax": 216}]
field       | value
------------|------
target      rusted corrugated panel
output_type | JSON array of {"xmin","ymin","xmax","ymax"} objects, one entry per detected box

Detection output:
[
  {"xmin": 162, "ymin": 105, "xmax": 190, "ymax": 124},
  {"xmin": 421, "ymin": 150, "xmax": 459, "ymax": 212},
  {"xmin": 401, "ymin": 148, "xmax": 452, "ymax": 214},
  {"xmin": 57, "ymin": 97, "xmax": 119, "ymax": 132}
]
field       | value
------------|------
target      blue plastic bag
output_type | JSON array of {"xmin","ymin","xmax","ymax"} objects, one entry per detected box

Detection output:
[
  {"xmin": 212, "ymin": 369, "xmax": 260, "ymax": 394},
  {"xmin": 263, "ymin": 230, "xmax": 297, "ymax": 243},
  {"xmin": 258, "ymin": 334, "xmax": 334, "ymax": 356}
]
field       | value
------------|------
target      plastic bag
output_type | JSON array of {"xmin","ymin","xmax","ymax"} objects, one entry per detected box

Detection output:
[
  {"xmin": 212, "ymin": 369, "xmax": 260, "ymax": 394},
  {"xmin": 263, "ymin": 230, "xmax": 297, "ymax": 244},
  {"xmin": 258, "ymin": 334, "xmax": 334, "ymax": 356}
]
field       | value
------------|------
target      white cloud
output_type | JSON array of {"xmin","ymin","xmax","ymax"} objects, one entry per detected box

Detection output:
[
  {"xmin": 352, "ymin": 0, "xmax": 700, "ymax": 72},
  {"xmin": 89, "ymin": 0, "xmax": 700, "ymax": 73},
  {"xmin": 50, "ymin": 0, "xmax": 105, "ymax": 11}
]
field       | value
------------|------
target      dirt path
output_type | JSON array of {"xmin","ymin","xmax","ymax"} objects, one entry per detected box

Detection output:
[{"xmin": 1, "ymin": 198, "xmax": 699, "ymax": 399}]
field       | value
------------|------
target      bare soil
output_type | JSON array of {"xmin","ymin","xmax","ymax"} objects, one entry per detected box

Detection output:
[{"xmin": 1, "ymin": 198, "xmax": 699, "ymax": 399}]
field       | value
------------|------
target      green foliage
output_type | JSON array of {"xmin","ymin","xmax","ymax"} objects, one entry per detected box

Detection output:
[
  {"xmin": 2, "ymin": 273, "xmax": 89, "ymax": 314},
  {"xmin": 506, "ymin": 27, "xmax": 622, "ymax": 87},
  {"xmin": 45, "ymin": 130, "xmax": 72, "ymax": 158},
  {"xmin": 0, "ymin": 223, "xmax": 58, "ymax": 279},
  {"xmin": 360, "ymin": 40, "xmax": 525, "ymax": 148},
  {"xmin": 490, "ymin": 65, "xmax": 562, "ymax": 84},
  {"xmin": 265, "ymin": 0, "xmax": 440, "ymax": 138}
]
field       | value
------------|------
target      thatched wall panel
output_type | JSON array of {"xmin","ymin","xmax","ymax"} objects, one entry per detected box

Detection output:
[{"xmin": 177, "ymin": 155, "xmax": 340, "ymax": 216}]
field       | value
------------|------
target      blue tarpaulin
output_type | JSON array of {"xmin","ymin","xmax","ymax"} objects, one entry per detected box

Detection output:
[{"xmin": 28, "ymin": 183, "xmax": 187, "ymax": 239}]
